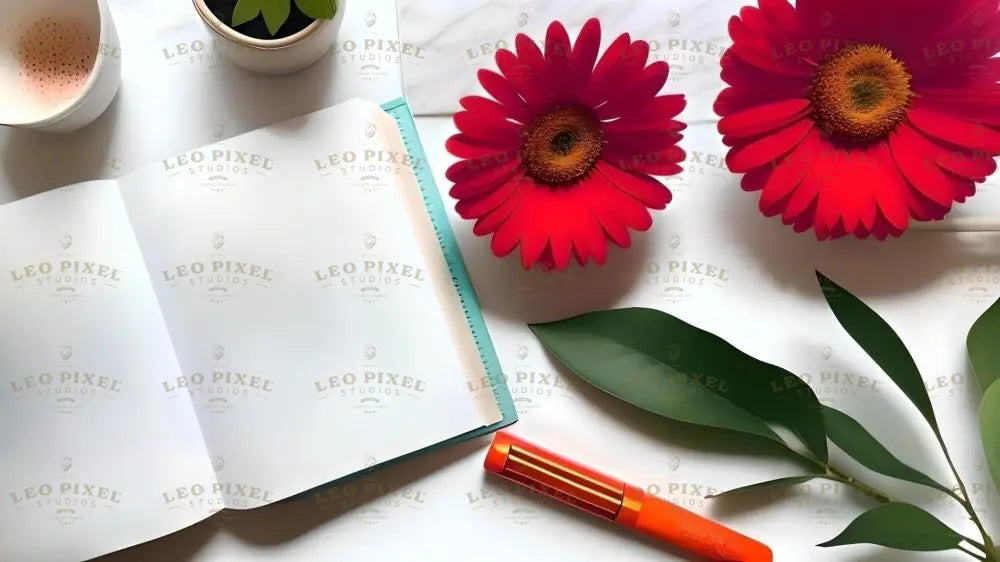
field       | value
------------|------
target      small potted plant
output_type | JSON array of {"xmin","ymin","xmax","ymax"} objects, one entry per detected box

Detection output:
[{"xmin": 192, "ymin": 0, "xmax": 344, "ymax": 75}]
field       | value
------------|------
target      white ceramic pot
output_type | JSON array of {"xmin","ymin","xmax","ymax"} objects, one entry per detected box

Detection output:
[
  {"xmin": 0, "ymin": 0, "xmax": 122, "ymax": 133},
  {"xmin": 192, "ymin": 0, "xmax": 346, "ymax": 75}
]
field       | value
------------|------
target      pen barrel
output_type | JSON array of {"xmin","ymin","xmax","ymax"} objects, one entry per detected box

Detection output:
[{"xmin": 617, "ymin": 485, "xmax": 772, "ymax": 562}]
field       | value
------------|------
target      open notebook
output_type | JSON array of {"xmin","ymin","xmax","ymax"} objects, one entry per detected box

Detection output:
[{"xmin": 0, "ymin": 98, "xmax": 515, "ymax": 561}]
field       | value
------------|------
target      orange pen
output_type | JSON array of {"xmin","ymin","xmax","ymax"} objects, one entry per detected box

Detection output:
[{"xmin": 484, "ymin": 431, "xmax": 772, "ymax": 562}]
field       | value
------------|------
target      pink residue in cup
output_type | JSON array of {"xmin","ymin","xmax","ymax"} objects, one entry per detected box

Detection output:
[{"xmin": 17, "ymin": 17, "xmax": 97, "ymax": 107}]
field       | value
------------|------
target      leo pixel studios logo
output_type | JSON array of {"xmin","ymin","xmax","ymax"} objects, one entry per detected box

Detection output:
[
  {"xmin": 9, "ymin": 344, "xmax": 123, "ymax": 414},
  {"xmin": 313, "ymin": 233, "xmax": 427, "ymax": 303},
  {"xmin": 162, "ymin": 148, "xmax": 275, "ymax": 192},
  {"xmin": 8, "ymin": 234, "xmax": 123, "ymax": 303},
  {"xmin": 642, "ymin": 235, "xmax": 732, "ymax": 303},
  {"xmin": 314, "ymin": 470, "xmax": 429, "ymax": 527},
  {"xmin": 313, "ymin": 344, "xmax": 427, "ymax": 414},
  {"xmin": 467, "ymin": 344, "xmax": 574, "ymax": 416},
  {"xmin": 9, "ymin": 457, "xmax": 123, "ymax": 526},
  {"xmin": 161, "ymin": 233, "xmax": 276, "ymax": 304},
  {"xmin": 160, "ymin": 343, "xmax": 275, "ymax": 414},
  {"xmin": 313, "ymin": 119, "xmax": 421, "ymax": 193},
  {"xmin": 162, "ymin": 455, "xmax": 274, "ymax": 513},
  {"xmin": 330, "ymin": 8, "xmax": 426, "ymax": 81}
]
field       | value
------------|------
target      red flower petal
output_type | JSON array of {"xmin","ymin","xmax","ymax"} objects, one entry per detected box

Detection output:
[
  {"xmin": 496, "ymin": 45, "xmax": 548, "ymax": 112},
  {"xmin": 473, "ymin": 187, "xmax": 525, "ymax": 236},
  {"xmin": 448, "ymin": 157, "xmax": 521, "ymax": 198},
  {"xmin": 729, "ymin": 11, "xmax": 772, "ymax": 56},
  {"xmin": 741, "ymin": 166, "xmax": 772, "ymax": 194},
  {"xmin": 914, "ymin": 92, "xmax": 1000, "ymax": 127},
  {"xmin": 460, "ymin": 96, "xmax": 525, "ymax": 127},
  {"xmin": 907, "ymin": 105, "xmax": 1000, "ymax": 153},
  {"xmin": 890, "ymin": 123, "xmax": 971, "ymax": 207},
  {"xmin": 455, "ymin": 172, "xmax": 526, "ymax": 219},
  {"xmin": 759, "ymin": 127, "xmax": 820, "ymax": 212},
  {"xmin": 609, "ymin": 94, "xmax": 687, "ymax": 128},
  {"xmin": 569, "ymin": 18, "xmax": 601, "ymax": 93},
  {"xmin": 714, "ymin": 82, "xmax": 810, "ymax": 118},
  {"xmin": 544, "ymin": 21, "xmax": 573, "ymax": 100},
  {"xmin": 726, "ymin": 118, "xmax": 814, "ymax": 172},
  {"xmin": 868, "ymin": 142, "xmax": 911, "ymax": 231},
  {"xmin": 719, "ymin": 51, "xmax": 811, "ymax": 97},
  {"xmin": 575, "ymin": 203, "xmax": 608, "ymax": 266},
  {"xmin": 585, "ymin": 38, "xmax": 650, "ymax": 106},
  {"xmin": 477, "ymin": 69, "xmax": 534, "ymax": 124},
  {"xmin": 595, "ymin": 161, "xmax": 673, "ymax": 209},
  {"xmin": 446, "ymin": 152, "xmax": 520, "ymax": 184},
  {"xmin": 454, "ymin": 110, "xmax": 521, "ymax": 145},
  {"xmin": 589, "ymin": 173, "xmax": 654, "ymax": 233},
  {"xmin": 445, "ymin": 134, "xmax": 519, "ymax": 159},
  {"xmin": 781, "ymin": 171, "xmax": 819, "ymax": 223},
  {"xmin": 718, "ymin": 98, "xmax": 812, "ymax": 139},
  {"xmin": 604, "ymin": 129, "xmax": 683, "ymax": 159},
  {"xmin": 602, "ymin": 146, "xmax": 685, "ymax": 177},
  {"xmin": 595, "ymin": 61, "xmax": 670, "ymax": 120},
  {"xmin": 759, "ymin": 0, "xmax": 798, "ymax": 29}
]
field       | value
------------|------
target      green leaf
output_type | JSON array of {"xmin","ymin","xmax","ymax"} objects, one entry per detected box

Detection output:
[
  {"xmin": 978, "ymin": 381, "xmax": 1000, "ymax": 499},
  {"xmin": 260, "ymin": 0, "xmax": 291, "ymax": 35},
  {"xmin": 818, "ymin": 502, "xmax": 964, "ymax": 551},
  {"xmin": 968, "ymin": 296, "xmax": 1000, "ymax": 393},
  {"xmin": 295, "ymin": 0, "xmax": 337, "ymax": 19},
  {"xmin": 231, "ymin": 0, "xmax": 263, "ymax": 27},
  {"xmin": 821, "ymin": 406, "xmax": 951, "ymax": 494},
  {"xmin": 530, "ymin": 308, "xmax": 827, "ymax": 458},
  {"xmin": 816, "ymin": 272, "xmax": 939, "ymax": 434},
  {"xmin": 707, "ymin": 475, "xmax": 831, "ymax": 498}
]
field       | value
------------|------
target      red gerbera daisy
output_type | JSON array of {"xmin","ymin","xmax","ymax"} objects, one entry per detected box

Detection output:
[
  {"xmin": 717, "ymin": 0, "xmax": 1000, "ymax": 240},
  {"xmin": 445, "ymin": 18, "xmax": 686, "ymax": 270}
]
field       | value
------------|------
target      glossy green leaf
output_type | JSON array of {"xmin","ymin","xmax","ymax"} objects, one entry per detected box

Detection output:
[
  {"xmin": 707, "ymin": 475, "xmax": 830, "ymax": 498},
  {"xmin": 231, "ymin": 0, "xmax": 262, "ymax": 27},
  {"xmin": 295, "ymin": 0, "xmax": 338, "ymax": 19},
  {"xmin": 816, "ymin": 272, "xmax": 939, "ymax": 434},
  {"xmin": 968, "ymin": 296, "xmax": 1000, "ymax": 393},
  {"xmin": 821, "ymin": 406, "xmax": 950, "ymax": 494},
  {"xmin": 260, "ymin": 0, "xmax": 291, "ymax": 35},
  {"xmin": 978, "ymin": 381, "xmax": 1000, "ymax": 500},
  {"xmin": 530, "ymin": 308, "xmax": 828, "ymax": 459},
  {"xmin": 818, "ymin": 502, "xmax": 963, "ymax": 551}
]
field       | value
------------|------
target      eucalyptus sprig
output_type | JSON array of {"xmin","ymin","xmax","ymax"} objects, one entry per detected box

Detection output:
[
  {"xmin": 232, "ymin": 0, "xmax": 338, "ymax": 36},
  {"xmin": 530, "ymin": 272, "xmax": 1000, "ymax": 561}
]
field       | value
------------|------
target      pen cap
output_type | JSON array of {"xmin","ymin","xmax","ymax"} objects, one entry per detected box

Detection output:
[
  {"xmin": 484, "ymin": 431, "xmax": 626, "ymax": 521},
  {"xmin": 620, "ymin": 485, "xmax": 773, "ymax": 562}
]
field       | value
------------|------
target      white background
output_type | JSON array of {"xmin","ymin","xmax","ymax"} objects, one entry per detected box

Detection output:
[{"xmin": 2, "ymin": 0, "xmax": 999, "ymax": 561}]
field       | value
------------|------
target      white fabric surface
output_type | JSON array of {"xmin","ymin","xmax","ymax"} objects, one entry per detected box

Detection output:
[{"xmin": 2, "ymin": 1, "xmax": 1000, "ymax": 561}]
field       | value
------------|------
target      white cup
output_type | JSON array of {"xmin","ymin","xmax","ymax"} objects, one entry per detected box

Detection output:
[{"xmin": 0, "ymin": 0, "xmax": 121, "ymax": 133}]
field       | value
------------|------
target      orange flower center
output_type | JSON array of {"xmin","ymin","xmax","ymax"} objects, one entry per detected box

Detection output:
[
  {"xmin": 811, "ymin": 44, "xmax": 912, "ymax": 142},
  {"xmin": 522, "ymin": 107, "xmax": 603, "ymax": 184}
]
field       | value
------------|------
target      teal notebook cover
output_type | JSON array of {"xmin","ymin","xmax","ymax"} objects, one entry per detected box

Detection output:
[
  {"xmin": 379, "ymin": 97, "xmax": 517, "ymax": 443},
  {"xmin": 293, "ymin": 98, "xmax": 516, "ymax": 499}
]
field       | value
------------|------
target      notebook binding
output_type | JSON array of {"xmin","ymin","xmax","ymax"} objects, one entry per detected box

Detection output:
[{"xmin": 380, "ymin": 98, "xmax": 512, "ymax": 417}]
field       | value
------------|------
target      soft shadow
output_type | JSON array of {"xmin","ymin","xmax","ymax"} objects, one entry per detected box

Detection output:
[
  {"xmin": 220, "ymin": 437, "xmax": 485, "ymax": 545},
  {"xmin": 2, "ymin": 86, "xmax": 122, "ymax": 199},
  {"xmin": 477, "ymin": 471, "xmax": 704, "ymax": 561},
  {"xmin": 96, "ymin": 439, "xmax": 484, "ymax": 560},
  {"xmin": 458, "ymin": 221, "xmax": 652, "ymax": 324},
  {"xmin": 721, "ymin": 186, "xmax": 1000, "ymax": 298},
  {"xmin": 95, "ymin": 516, "xmax": 216, "ymax": 562}
]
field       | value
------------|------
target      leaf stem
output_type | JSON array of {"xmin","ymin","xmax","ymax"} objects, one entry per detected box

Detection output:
[
  {"xmin": 960, "ymin": 544, "xmax": 988, "ymax": 562},
  {"xmin": 823, "ymin": 464, "xmax": 892, "ymax": 503},
  {"xmin": 936, "ymin": 434, "xmax": 996, "ymax": 558}
]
